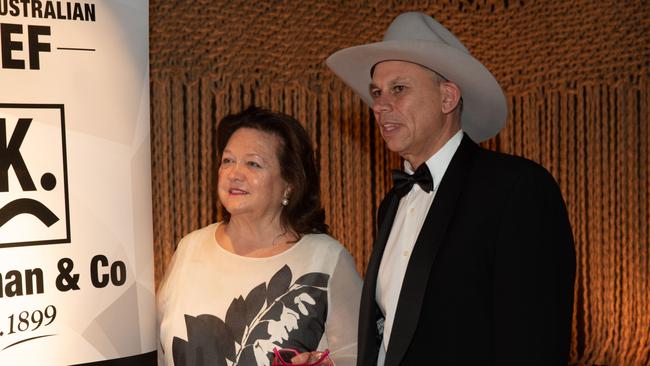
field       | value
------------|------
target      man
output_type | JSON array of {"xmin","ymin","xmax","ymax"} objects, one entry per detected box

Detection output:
[{"xmin": 326, "ymin": 12, "xmax": 575, "ymax": 366}]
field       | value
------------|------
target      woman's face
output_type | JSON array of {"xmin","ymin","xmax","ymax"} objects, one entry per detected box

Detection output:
[{"xmin": 218, "ymin": 128, "xmax": 288, "ymax": 221}]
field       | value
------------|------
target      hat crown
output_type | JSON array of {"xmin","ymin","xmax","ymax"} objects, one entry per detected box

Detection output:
[{"xmin": 383, "ymin": 12, "xmax": 469, "ymax": 55}]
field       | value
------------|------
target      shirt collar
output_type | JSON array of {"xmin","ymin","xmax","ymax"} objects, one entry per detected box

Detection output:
[{"xmin": 404, "ymin": 130, "xmax": 464, "ymax": 191}]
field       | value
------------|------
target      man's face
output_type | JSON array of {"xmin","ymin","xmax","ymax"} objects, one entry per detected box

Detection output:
[{"xmin": 370, "ymin": 60, "xmax": 457, "ymax": 168}]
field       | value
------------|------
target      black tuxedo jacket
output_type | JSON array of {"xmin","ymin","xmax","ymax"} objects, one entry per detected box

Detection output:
[{"xmin": 357, "ymin": 135, "xmax": 576, "ymax": 366}]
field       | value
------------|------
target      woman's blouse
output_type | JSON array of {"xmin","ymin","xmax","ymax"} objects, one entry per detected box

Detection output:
[{"xmin": 158, "ymin": 223, "xmax": 362, "ymax": 366}]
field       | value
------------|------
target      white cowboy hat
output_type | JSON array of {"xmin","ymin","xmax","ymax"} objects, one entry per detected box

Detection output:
[{"xmin": 326, "ymin": 11, "xmax": 507, "ymax": 142}]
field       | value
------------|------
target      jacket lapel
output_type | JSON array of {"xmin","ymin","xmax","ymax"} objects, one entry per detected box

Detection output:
[
  {"xmin": 358, "ymin": 191, "xmax": 400, "ymax": 365},
  {"xmin": 384, "ymin": 135, "xmax": 477, "ymax": 366}
]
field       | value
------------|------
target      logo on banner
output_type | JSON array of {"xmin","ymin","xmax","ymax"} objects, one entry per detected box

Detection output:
[{"xmin": 0, "ymin": 104, "xmax": 70, "ymax": 248}]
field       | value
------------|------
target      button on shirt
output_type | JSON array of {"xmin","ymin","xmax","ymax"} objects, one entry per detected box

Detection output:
[{"xmin": 375, "ymin": 130, "xmax": 463, "ymax": 366}]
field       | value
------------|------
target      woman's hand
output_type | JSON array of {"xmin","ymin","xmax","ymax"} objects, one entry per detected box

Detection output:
[{"xmin": 291, "ymin": 351, "xmax": 334, "ymax": 366}]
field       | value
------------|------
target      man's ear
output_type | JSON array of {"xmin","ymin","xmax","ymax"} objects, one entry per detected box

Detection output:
[{"xmin": 440, "ymin": 82, "xmax": 462, "ymax": 114}]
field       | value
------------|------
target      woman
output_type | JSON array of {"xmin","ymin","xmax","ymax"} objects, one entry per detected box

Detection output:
[{"xmin": 158, "ymin": 106, "xmax": 361, "ymax": 366}]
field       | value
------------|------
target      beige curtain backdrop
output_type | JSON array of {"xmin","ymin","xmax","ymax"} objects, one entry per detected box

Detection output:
[{"xmin": 149, "ymin": 1, "xmax": 650, "ymax": 365}]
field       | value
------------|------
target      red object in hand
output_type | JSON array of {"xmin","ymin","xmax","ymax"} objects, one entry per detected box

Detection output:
[{"xmin": 272, "ymin": 347, "xmax": 331, "ymax": 366}]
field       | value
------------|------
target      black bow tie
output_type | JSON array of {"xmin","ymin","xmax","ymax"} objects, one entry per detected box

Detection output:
[{"xmin": 391, "ymin": 163, "xmax": 433, "ymax": 198}]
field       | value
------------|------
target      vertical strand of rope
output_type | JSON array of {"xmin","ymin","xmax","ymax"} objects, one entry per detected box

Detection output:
[
  {"xmin": 213, "ymin": 78, "xmax": 229, "ymax": 223},
  {"xmin": 638, "ymin": 76, "xmax": 650, "ymax": 365},
  {"xmin": 600, "ymin": 85, "xmax": 620, "ymax": 361},
  {"xmin": 307, "ymin": 86, "xmax": 320, "ymax": 196},
  {"xmin": 548, "ymin": 90, "xmax": 569, "ymax": 184},
  {"xmin": 619, "ymin": 78, "xmax": 635, "ymax": 365},
  {"xmin": 619, "ymin": 79, "xmax": 637, "ymax": 366},
  {"xmin": 336, "ymin": 91, "xmax": 354, "ymax": 253},
  {"xmin": 348, "ymin": 90, "xmax": 363, "ymax": 273},
  {"xmin": 612, "ymin": 81, "xmax": 623, "ymax": 363},
  {"xmin": 502, "ymin": 96, "xmax": 513, "ymax": 154},
  {"xmin": 542, "ymin": 90, "xmax": 554, "ymax": 185},
  {"xmin": 171, "ymin": 76, "xmax": 187, "ymax": 256},
  {"xmin": 295, "ymin": 82, "xmax": 305, "ymax": 125},
  {"xmin": 521, "ymin": 93, "xmax": 532, "ymax": 159},
  {"xmin": 516, "ymin": 94, "xmax": 525, "ymax": 157},
  {"xmin": 601, "ymin": 82, "xmax": 616, "ymax": 364},
  {"xmin": 279, "ymin": 82, "xmax": 289, "ymax": 116},
  {"xmin": 270, "ymin": 82, "xmax": 282, "ymax": 115},
  {"xmin": 151, "ymin": 78, "xmax": 173, "ymax": 284},
  {"xmin": 603, "ymin": 82, "xmax": 616, "ymax": 362},
  {"xmin": 319, "ymin": 81, "xmax": 331, "ymax": 233},
  {"xmin": 516, "ymin": 93, "xmax": 535, "ymax": 159},
  {"xmin": 243, "ymin": 80, "xmax": 253, "ymax": 110},
  {"xmin": 302, "ymin": 82, "xmax": 315, "ymax": 141},
  {"xmin": 330, "ymin": 89, "xmax": 344, "ymax": 243},
  {"xmin": 229, "ymin": 79, "xmax": 242, "ymax": 118},
  {"xmin": 584, "ymin": 82, "xmax": 596, "ymax": 365},
  {"xmin": 621, "ymin": 79, "xmax": 638, "ymax": 365},
  {"xmin": 563, "ymin": 87, "xmax": 580, "ymax": 361},
  {"xmin": 151, "ymin": 79, "xmax": 162, "ymax": 283},
  {"xmin": 592, "ymin": 82, "xmax": 606, "ymax": 364},
  {"xmin": 502, "ymin": 95, "xmax": 515, "ymax": 155},
  {"xmin": 575, "ymin": 83, "xmax": 589, "ymax": 364},
  {"xmin": 536, "ymin": 88, "xmax": 544, "ymax": 165},
  {"xmin": 543, "ymin": 89, "xmax": 554, "ymax": 174},
  {"xmin": 595, "ymin": 82, "xmax": 610, "ymax": 365},
  {"xmin": 199, "ymin": 76, "xmax": 214, "ymax": 227},
  {"xmin": 360, "ymin": 103, "xmax": 373, "ymax": 275},
  {"xmin": 584, "ymin": 83, "xmax": 599, "ymax": 365},
  {"xmin": 186, "ymin": 81, "xmax": 200, "ymax": 234},
  {"xmin": 255, "ymin": 78, "xmax": 270, "ymax": 111}
]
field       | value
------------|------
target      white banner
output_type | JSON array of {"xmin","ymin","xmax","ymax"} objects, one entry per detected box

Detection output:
[{"xmin": 0, "ymin": 1, "xmax": 155, "ymax": 365}]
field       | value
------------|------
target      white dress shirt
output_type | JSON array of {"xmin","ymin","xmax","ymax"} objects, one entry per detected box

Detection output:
[{"xmin": 376, "ymin": 130, "xmax": 463, "ymax": 366}]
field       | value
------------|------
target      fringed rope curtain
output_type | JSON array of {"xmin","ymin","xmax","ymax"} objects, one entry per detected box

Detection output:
[{"xmin": 150, "ymin": 1, "xmax": 650, "ymax": 365}]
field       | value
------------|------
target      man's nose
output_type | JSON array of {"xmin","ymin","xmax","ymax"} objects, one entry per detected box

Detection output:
[{"xmin": 371, "ymin": 95, "xmax": 392, "ymax": 114}]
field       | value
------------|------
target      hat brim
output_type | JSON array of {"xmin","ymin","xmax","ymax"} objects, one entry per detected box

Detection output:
[{"xmin": 326, "ymin": 40, "xmax": 507, "ymax": 142}]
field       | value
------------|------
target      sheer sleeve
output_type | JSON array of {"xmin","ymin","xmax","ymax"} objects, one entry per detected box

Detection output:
[
  {"xmin": 325, "ymin": 248, "xmax": 362, "ymax": 366},
  {"xmin": 156, "ymin": 235, "xmax": 192, "ymax": 365},
  {"xmin": 156, "ymin": 243, "xmax": 179, "ymax": 365}
]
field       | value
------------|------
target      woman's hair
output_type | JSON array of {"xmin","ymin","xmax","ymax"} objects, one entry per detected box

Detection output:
[{"xmin": 217, "ymin": 106, "xmax": 328, "ymax": 235}]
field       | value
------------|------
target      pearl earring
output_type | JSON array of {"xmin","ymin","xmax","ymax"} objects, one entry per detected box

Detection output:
[{"xmin": 282, "ymin": 190, "xmax": 290, "ymax": 206}]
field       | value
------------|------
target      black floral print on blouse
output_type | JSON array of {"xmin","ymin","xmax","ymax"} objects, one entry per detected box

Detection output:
[{"xmin": 171, "ymin": 265, "xmax": 329, "ymax": 366}]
